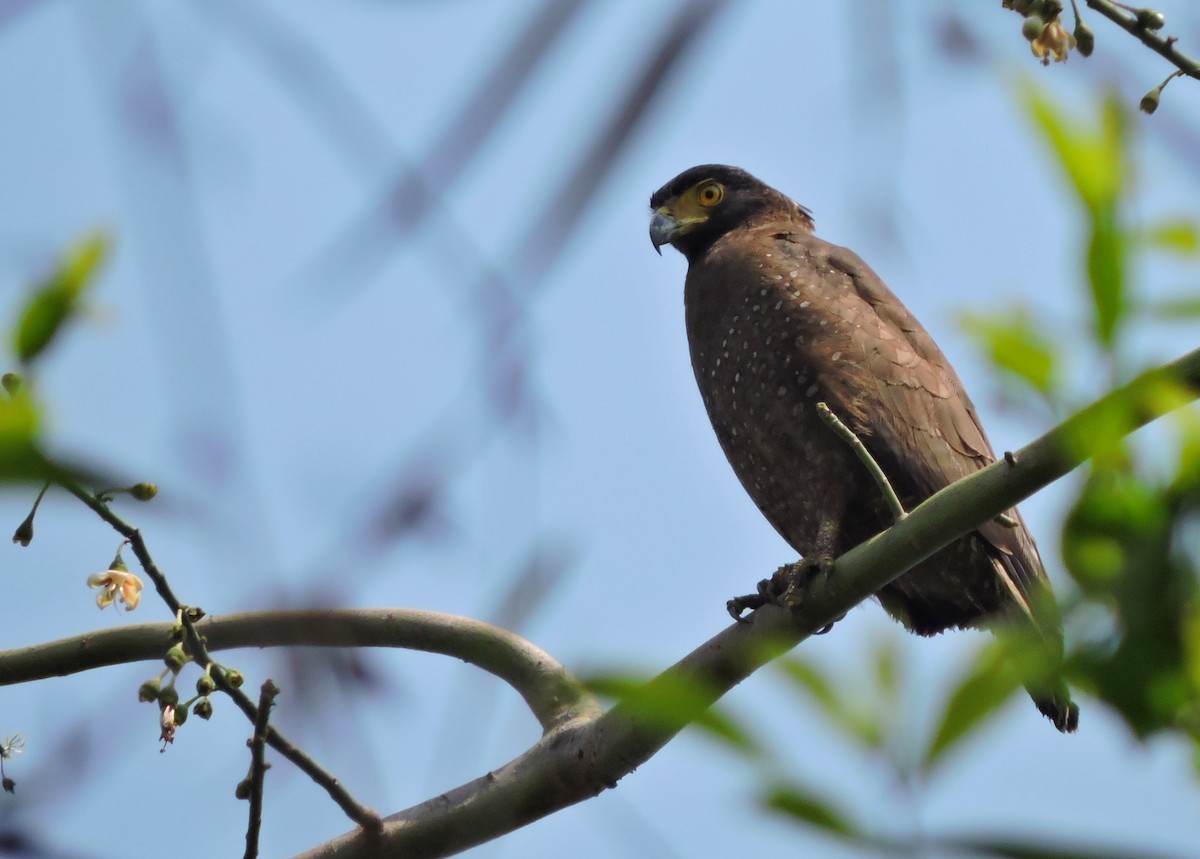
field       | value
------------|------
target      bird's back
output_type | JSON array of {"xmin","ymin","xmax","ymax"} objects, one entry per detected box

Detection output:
[{"xmin": 685, "ymin": 220, "xmax": 1048, "ymax": 635}]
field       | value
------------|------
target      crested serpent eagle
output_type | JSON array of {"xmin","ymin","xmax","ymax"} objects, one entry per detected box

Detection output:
[{"xmin": 649, "ymin": 164, "xmax": 1077, "ymax": 732}]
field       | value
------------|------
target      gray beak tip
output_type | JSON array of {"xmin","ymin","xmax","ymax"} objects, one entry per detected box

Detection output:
[{"xmin": 648, "ymin": 211, "xmax": 677, "ymax": 256}]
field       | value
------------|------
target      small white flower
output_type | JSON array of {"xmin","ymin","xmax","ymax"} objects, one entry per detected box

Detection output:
[
  {"xmin": 87, "ymin": 568, "xmax": 144, "ymax": 611},
  {"xmin": 0, "ymin": 734, "xmax": 24, "ymax": 759}
]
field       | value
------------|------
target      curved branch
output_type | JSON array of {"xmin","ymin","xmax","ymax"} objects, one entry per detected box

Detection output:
[
  {"xmin": 0, "ymin": 608, "xmax": 599, "ymax": 733},
  {"xmin": 296, "ymin": 346, "xmax": 1200, "ymax": 858}
]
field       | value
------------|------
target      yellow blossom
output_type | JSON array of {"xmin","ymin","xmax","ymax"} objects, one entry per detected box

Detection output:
[
  {"xmin": 1031, "ymin": 18, "xmax": 1075, "ymax": 64},
  {"xmin": 87, "ymin": 568, "xmax": 144, "ymax": 611}
]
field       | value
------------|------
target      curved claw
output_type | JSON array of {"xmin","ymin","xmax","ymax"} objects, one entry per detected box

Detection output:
[
  {"xmin": 726, "ymin": 595, "xmax": 763, "ymax": 622},
  {"xmin": 727, "ymin": 577, "xmax": 776, "ymax": 622}
]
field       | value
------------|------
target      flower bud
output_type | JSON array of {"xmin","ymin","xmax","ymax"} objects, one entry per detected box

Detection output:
[
  {"xmin": 1074, "ymin": 22, "xmax": 1094, "ymax": 56},
  {"xmin": 139, "ymin": 679, "xmax": 162, "ymax": 703},
  {"xmin": 196, "ymin": 673, "xmax": 216, "ymax": 696},
  {"xmin": 164, "ymin": 644, "xmax": 189, "ymax": 672},
  {"xmin": 1022, "ymin": 15, "xmax": 1045, "ymax": 41},
  {"xmin": 1137, "ymin": 9, "xmax": 1165, "ymax": 30},
  {"xmin": 129, "ymin": 482, "xmax": 157, "ymax": 501},
  {"xmin": 11, "ymin": 513, "xmax": 34, "ymax": 547}
]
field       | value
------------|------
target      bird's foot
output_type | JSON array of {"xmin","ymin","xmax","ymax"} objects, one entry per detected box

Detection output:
[
  {"xmin": 727, "ymin": 577, "xmax": 774, "ymax": 622},
  {"xmin": 772, "ymin": 554, "xmax": 834, "ymax": 606},
  {"xmin": 727, "ymin": 556, "xmax": 840, "ymax": 632}
]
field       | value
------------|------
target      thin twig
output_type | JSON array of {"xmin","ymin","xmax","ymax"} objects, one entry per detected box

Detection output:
[
  {"xmin": 56, "ymin": 482, "xmax": 382, "ymax": 832},
  {"xmin": 244, "ymin": 679, "xmax": 279, "ymax": 859},
  {"xmin": 1086, "ymin": 0, "xmax": 1200, "ymax": 79},
  {"xmin": 816, "ymin": 402, "xmax": 907, "ymax": 523}
]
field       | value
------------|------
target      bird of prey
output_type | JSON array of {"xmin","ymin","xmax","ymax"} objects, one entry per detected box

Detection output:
[{"xmin": 649, "ymin": 164, "xmax": 1078, "ymax": 732}]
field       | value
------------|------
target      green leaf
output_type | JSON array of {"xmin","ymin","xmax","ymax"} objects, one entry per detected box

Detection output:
[
  {"xmin": 873, "ymin": 636, "xmax": 900, "ymax": 702},
  {"xmin": 1137, "ymin": 294, "xmax": 1200, "ymax": 320},
  {"xmin": 775, "ymin": 656, "xmax": 840, "ymax": 713},
  {"xmin": 775, "ymin": 656, "xmax": 883, "ymax": 749},
  {"xmin": 582, "ymin": 671, "xmax": 760, "ymax": 756},
  {"xmin": 960, "ymin": 311, "xmax": 1058, "ymax": 395},
  {"xmin": 923, "ymin": 646, "xmax": 1020, "ymax": 774},
  {"xmin": 0, "ymin": 390, "xmax": 53, "ymax": 485},
  {"xmin": 1086, "ymin": 206, "xmax": 1126, "ymax": 350},
  {"xmin": 935, "ymin": 833, "xmax": 1188, "ymax": 859},
  {"xmin": 1023, "ymin": 86, "xmax": 1124, "ymax": 215},
  {"xmin": 1137, "ymin": 219, "xmax": 1200, "ymax": 256},
  {"xmin": 762, "ymin": 780, "xmax": 861, "ymax": 840},
  {"xmin": 12, "ymin": 231, "xmax": 110, "ymax": 364}
]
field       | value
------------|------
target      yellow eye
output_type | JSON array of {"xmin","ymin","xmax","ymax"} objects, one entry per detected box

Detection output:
[{"xmin": 696, "ymin": 182, "xmax": 724, "ymax": 207}]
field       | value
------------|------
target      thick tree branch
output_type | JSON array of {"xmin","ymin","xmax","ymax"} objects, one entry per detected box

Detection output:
[
  {"xmin": 295, "ymin": 346, "xmax": 1200, "ymax": 858},
  {"xmin": 0, "ymin": 609, "xmax": 599, "ymax": 733}
]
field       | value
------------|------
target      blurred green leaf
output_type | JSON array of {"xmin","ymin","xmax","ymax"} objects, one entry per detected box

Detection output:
[
  {"xmin": 873, "ymin": 636, "xmax": 900, "ymax": 703},
  {"xmin": 1172, "ymin": 410, "xmax": 1200, "ymax": 492},
  {"xmin": 935, "ymin": 833, "xmax": 1188, "ymax": 859},
  {"xmin": 762, "ymin": 780, "xmax": 861, "ymax": 840},
  {"xmin": 1055, "ymin": 388, "xmax": 1140, "ymax": 467},
  {"xmin": 1137, "ymin": 219, "xmax": 1200, "ymax": 256},
  {"xmin": 1024, "ymin": 86, "xmax": 1124, "ymax": 216},
  {"xmin": 775, "ymin": 655, "xmax": 839, "ymax": 712},
  {"xmin": 775, "ymin": 655, "xmax": 883, "ymax": 749},
  {"xmin": 1024, "ymin": 87, "xmax": 1130, "ymax": 350},
  {"xmin": 1063, "ymin": 467, "xmax": 1165, "ymax": 595},
  {"xmin": 923, "ymin": 645, "xmax": 1020, "ymax": 774},
  {"xmin": 583, "ymin": 671, "xmax": 760, "ymax": 756},
  {"xmin": 1086, "ymin": 207, "xmax": 1126, "ymax": 350},
  {"xmin": 1064, "ymin": 461, "xmax": 1198, "ymax": 738},
  {"xmin": 0, "ymin": 391, "xmax": 54, "ymax": 485},
  {"xmin": 0, "ymin": 386, "xmax": 39, "ymax": 441},
  {"xmin": 0, "ymin": 385, "xmax": 46, "ymax": 483},
  {"xmin": 960, "ymin": 311, "xmax": 1058, "ymax": 395},
  {"xmin": 12, "ymin": 231, "xmax": 110, "ymax": 364},
  {"xmin": 1138, "ymin": 294, "xmax": 1200, "ymax": 320}
]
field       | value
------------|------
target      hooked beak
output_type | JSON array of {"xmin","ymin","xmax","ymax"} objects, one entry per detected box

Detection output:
[{"xmin": 649, "ymin": 209, "xmax": 680, "ymax": 256}]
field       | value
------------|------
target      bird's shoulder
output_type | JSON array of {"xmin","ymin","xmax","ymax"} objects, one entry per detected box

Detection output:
[{"xmin": 752, "ymin": 227, "xmax": 999, "ymax": 472}]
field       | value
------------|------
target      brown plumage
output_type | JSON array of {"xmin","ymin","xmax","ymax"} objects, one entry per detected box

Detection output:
[{"xmin": 650, "ymin": 165, "xmax": 1077, "ymax": 732}]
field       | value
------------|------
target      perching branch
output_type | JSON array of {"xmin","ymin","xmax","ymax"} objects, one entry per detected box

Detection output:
[{"xmin": 290, "ymin": 346, "xmax": 1200, "ymax": 858}]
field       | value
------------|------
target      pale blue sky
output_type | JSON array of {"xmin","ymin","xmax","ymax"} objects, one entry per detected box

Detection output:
[{"xmin": 2, "ymin": 2, "xmax": 1199, "ymax": 857}]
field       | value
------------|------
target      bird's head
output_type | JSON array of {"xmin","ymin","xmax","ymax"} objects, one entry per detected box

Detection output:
[{"xmin": 649, "ymin": 164, "xmax": 812, "ymax": 262}]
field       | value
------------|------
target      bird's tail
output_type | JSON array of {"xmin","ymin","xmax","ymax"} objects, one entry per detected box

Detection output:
[{"xmin": 1029, "ymin": 683, "xmax": 1079, "ymax": 733}]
